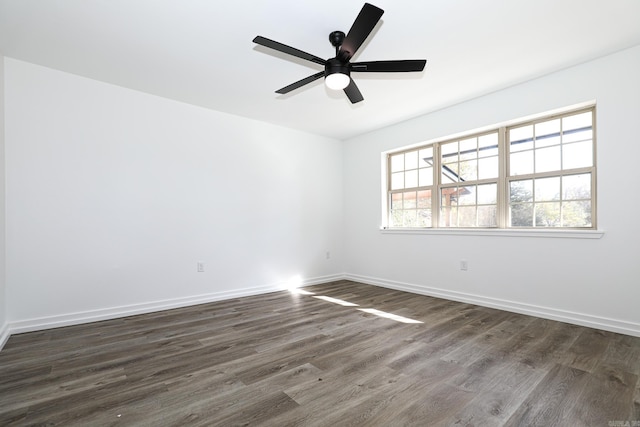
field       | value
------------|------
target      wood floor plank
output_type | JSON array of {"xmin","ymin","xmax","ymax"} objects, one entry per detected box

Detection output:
[
  {"xmin": 1, "ymin": 280, "xmax": 639, "ymax": 426},
  {"xmin": 562, "ymin": 327, "xmax": 611, "ymax": 372},
  {"xmin": 283, "ymin": 366, "xmax": 408, "ymax": 427},
  {"xmin": 518, "ymin": 321, "xmax": 582, "ymax": 369},
  {"xmin": 19, "ymin": 378, "xmax": 171, "ymax": 426},
  {"xmin": 503, "ymin": 363, "xmax": 590, "ymax": 427},
  {"xmin": 599, "ymin": 333, "xmax": 640, "ymax": 375},
  {"xmin": 566, "ymin": 364, "xmax": 638, "ymax": 426},
  {"xmin": 390, "ymin": 382, "xmax": 476, "ymax": 427},
  {"xmin": 445, "ymin": 359, "xmax": 548, "ymax": 426},
  {"xmin": 440, "ymin": 314, "xmax": 536, "ymax": 366}
]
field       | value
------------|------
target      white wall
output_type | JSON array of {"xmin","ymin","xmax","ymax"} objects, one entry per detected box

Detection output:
[
  {"xmin": 343, "ymin": 45, "xmax": 640, "ymax": 336},
  {"xmin": 3, "ymin": 45, "xmax": 640, "ymax": 342},
  {"xmin": 4, "ymin": 58, "xmax": 343, "ymax": 331},
  {"xmin": 0, "ymin": 56, "xmax": 7, "ymax": 347}
]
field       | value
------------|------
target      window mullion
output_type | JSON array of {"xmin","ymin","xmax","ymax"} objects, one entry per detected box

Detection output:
[
  {"xmin": 498, "ymin": 127, "xmax": 508, "ymax": 228},
  {"xmin": 385, "ymin": 154, "xmax": 392, "ymax": 228},
  {"xmin": 433, "ymin": 143, "xmax": 441, "ymax": 228}
]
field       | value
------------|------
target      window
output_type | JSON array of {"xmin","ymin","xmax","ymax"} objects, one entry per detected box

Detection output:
[
  {"xmin": 389, "ymin": 147, "xmax": 434, "ymax": 227},
  {"xmin": 439, "ymin": 132, "xmax": 499, "ymax": 227},
  {"xmin": 385, "ymin": 106, "xmax": 596, "ymax": 230}
]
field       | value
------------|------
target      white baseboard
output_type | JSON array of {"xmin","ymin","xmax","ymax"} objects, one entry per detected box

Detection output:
[
  {"xmin": 344, "ymin": 273, "xmax": 640, "ymax": 338},
  {"xmin": 2, "ymin": 271, "xmax": 638, "ymax": 352},
  {"xmin": 0, "ymin": 322, "xmax": 10, "ymax": 351},
  {"xmin": 7, "ymin": 273, "xmax": 345, "ymax": 338},
  {"xmin": 8, "ymin": 285, "xmax": 276, "ymax": 336}
]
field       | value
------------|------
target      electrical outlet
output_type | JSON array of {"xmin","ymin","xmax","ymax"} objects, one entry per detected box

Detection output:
[
  {"xmin": 197, "ymin": 262, "xmax": 204, "ymax": 272},
  {"xmin": 460, "ymin": 260, "xmax": 468, "ymax": 271}
]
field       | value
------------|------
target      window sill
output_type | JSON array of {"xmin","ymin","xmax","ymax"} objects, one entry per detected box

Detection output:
[{"xmin": 380, "ymin": 227, "xmax": 604, "ymax": 239}]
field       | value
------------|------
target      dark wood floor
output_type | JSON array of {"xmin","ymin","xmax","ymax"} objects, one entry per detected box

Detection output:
[{"xmin": 1, "ymin": 280, "xmax": 639, "ymax": 426}]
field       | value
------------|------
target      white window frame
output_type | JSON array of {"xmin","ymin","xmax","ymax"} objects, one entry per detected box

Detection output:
[{"xmin": 382, "ymin": 105, "xmax": 602, "ymax": 239}]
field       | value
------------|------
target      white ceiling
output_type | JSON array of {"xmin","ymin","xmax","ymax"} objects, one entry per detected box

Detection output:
[{"xmin": 1, "ymin": 0, "xmax": 640, "ymax": 140}]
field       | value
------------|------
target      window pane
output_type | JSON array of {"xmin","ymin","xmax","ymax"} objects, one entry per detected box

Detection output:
[
  {"xmin": 391, "ymin": 192, "xmax": 402, "ymax": 209},
  {"xmin": 441, "ymin": 141, "xmax": 459, "ymax": 182},
  {"xmin": 535, "ymin": 146, "xmax": 561, "ymax": 173},
  {"xmin": 535, "ymin": 202, "xmax": 561, "ymax": 227},
  {"xmin": 405, "ymin": 151, "xmax": 418, "ymax": 170},
  {"xmin": 405, "ymin": 170, "xmax": 418, "ymax": 188},
  {"xmin": 459, "ymin": 160, "xmax": 478, "ymax": 181},
  {"xmin": 391, "ymin": 172, "xmax": 404, "ymax": 190},
  {"xmin": 390, "ymin": 154, "xmax": 404, "ymax": 172},
  {"xmin": 479, "ymin": 133, "xmax": 498, "ymax": 157},
  {"xmin": 439, "ymin": 205, "xmax": 457, "ymax": 227},
  {"xmin": 390, "ymin": 193, "xmax": 402, "ymax": 227},
  {"xmin": 441, "ymin": 188, "xmax": 457, "ymax": 205},
  {"xmin": 442, "ymin": 162, "xmax": 460, "ymax": 183},
  {"xmin": 403, "ymin": 191, "xmax": 417, "ymax": 209},
  {"xmin": 535, "ymin": 119, "xmax": 560, "ymax": 148},
  {"xmin": 441, "ymin": 141, "xmax": 458, "ymax": 157},
  {"xmin": 458, "ymin": 206, "xmax": 476, "ymax": 227},
  {"xmin": 563, "ymin": 111, "xmax": 592, "ymax": 132},
  {"xmin": 418, "ymin": 167, "xmax": 433, "ymax": 186},
  {"xmin": 510, "ymin": 179, "xmax": 533, "ymax": 203},
  {"xmin": 478, "ymin": 156, "xmax": 498, "ymax": 180},
  {"xmin": 510, "ymin": 125, "xmax": 533, "ymax": 152},
  {"xmin": 390, "ymin": 208, "xmax": 403, "ymax": 227},
  {"xmin": 563, "ymin": 141, "xmax": 593, "ymax": 169},
  {"xmin": 419, "ymin": 148, "xmax": 433, "ymax": 166},
  {"xmin": 477, "ymin": 183, "xmax": 497, "ymax": 204},
  {"xmin": 417, "ymin": 209, "xmax": 432, "ymax": 227},
  {"xmin": 563, "ymin": 128, "xmax": 592, "ymax": 144},
  {"xmin": 478, "ymin": 205, "xmax": 497, "ymax": 227},
  {"xmin": 562, "ymin": 201, "xmax": 592, "ymax": 227},
  {"xmin": 417, "ymin": 190, "xmax": 431, "ymax": 208},
  {"xmin": 510, "ymin": 151, "xmax": 533, "ymax": 176},
  {"xmin": 510, "ymin": 202, "xmax": 533, "ymax": 226},
  {"xmin": 403, "ymin": 210, "xmax": 417, "ymax": 227},
  {"xmin": 460, "ymin": 138, "xmax": 477, "ymax": 161},
  {"xmin": 458, "ymin": 186, "xmax": 476, "ymax": 205},
  {"xmin": 563, "ymin": 174, "xmax": 591, "ymax": 200},
  {"xmin": 535, "ymin": 177, "xmax": 560, "ymax": 202}
]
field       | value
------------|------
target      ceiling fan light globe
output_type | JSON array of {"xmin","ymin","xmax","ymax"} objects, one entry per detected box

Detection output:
[{"xmin": 325, "ymin": 73, "xmax": 350, "ymax": 90}]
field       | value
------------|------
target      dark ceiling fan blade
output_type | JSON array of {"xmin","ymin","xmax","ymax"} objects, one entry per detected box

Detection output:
[
  {"xmin": 343, "ymin": 78, "xmax": 364, "ymax": 104},
  {"xmin": 275, "ymin": 71, "xmax": 325, "ymax": 94},
  {"xmin": 351, "ymin": 59, "xmax": 427, "ymax": 72},
  {"xmin": 253, "ymin": 36, "xmax": 326, "ymax": 66},
  {"xmin": 339, "ymin": 3, "xmax": 384, "ymax": 62}
]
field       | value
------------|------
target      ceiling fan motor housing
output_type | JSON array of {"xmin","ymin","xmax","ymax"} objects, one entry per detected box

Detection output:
[{"xmin": 325, "ymin": 57, "xmax": 350, "ymax": 78}]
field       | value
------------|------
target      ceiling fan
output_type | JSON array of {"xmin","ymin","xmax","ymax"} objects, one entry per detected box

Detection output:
[{"xmin": 253, "ymin": 3, "xmax": 427, "ymax": 104}]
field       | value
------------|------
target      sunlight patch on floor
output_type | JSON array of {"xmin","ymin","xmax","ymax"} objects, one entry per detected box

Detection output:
[
  {"xmin": 287, "ymin": 285, "xmax": 422, "ymax": 323},
  {"xmin": 358, "ymin": 308, "xmax": 423, "ymax": 324},
  {"xmin": 313, "ymin": 296, "xmax": 360, "ymax": 307}
]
